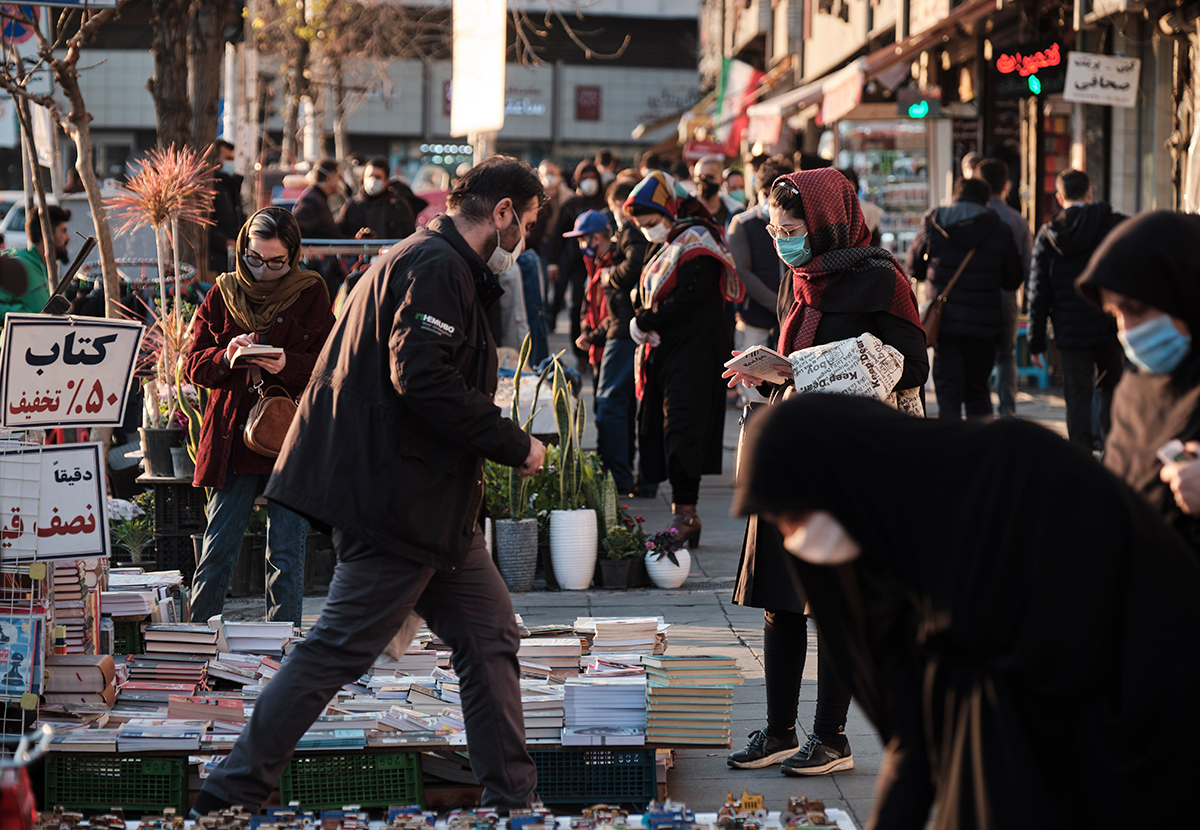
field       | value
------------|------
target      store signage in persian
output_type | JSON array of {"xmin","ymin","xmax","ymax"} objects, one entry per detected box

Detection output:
[
  {"xmin": 1062, "ymin": 52, "xmax": 1140, "ymax": 108},
  {"xmin": 992, "ymin": 42, "xmax": 1066, "ymax": 99}
]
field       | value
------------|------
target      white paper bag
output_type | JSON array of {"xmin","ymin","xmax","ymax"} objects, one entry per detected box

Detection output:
[{"xmin": 787, "ymin": 333, "xmax": 924, "ymax": 416}]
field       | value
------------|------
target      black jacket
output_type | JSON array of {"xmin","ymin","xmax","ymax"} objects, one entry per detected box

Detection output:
[
  {"xmin": 907, "ymin": 202, "xmax": 1024, "ymax": 341},
  {"xmin": 265, "ymin": 215, "xmax": 531, "ymax": 569},
  {"xmin": 602, "ymin": 223, "xmax": 648, "ymax": 340},
  {"xmin": 727, "ymin": 206, "xmax": 783, "ymax": 331},
  {"xmin": 546, "ymin": 193, "xmax": 606, "ymax": 273},
  {"xmin": 292, "ymin": 185, "xmax": 344, "ymax": 239},
  {"xmin": 336, "ymin": 181, "xmax": 428, "ymax": 241},
  {"xmin": 1027, "ymin": 203, "xmax": 1126, "ymax": 353},
  {"xmin": 209, "ymin": 172, "xmax": 245, "ymax": 273}
]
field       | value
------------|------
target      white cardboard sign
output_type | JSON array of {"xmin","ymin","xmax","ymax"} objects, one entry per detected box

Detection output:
[
  {"xmin": 0, "ymin": 314, "xmax": 145, "ymax": 429},
  {"xmin": 1063, "ymin": 52, "xmax": 1140, "ymax": 108},
  {"xmin": 0, "ymin": 443, "xmax": 109, "ymax": 563}
]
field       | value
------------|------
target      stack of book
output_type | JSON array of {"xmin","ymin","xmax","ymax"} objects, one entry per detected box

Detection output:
[
  {"xmin": 223, "ymin": 621, "xmax": 293, "ymax": 655},
  {"xmin": 433, "ymin": 668, "xmax": 461, "ymax": 704},
  {"xmin": 50, "ymin": 561, "xmax": 100, "ymax": 654},
  {"xmin": 100, "ymin": 590, "xmax": 155, "ymax": 617},
  {"xmin": 644, "ymin": 655, "xmax": 741, "ymax": 745},
  {"xmin": 116, "ymin": 718, "xmax": 205, "ymax": 751},
  {"xmin": 371, "ymin": 648, "xmax": 439, "ymax": 675},
  {"xmin": 521, "ymin": 685, "xmax": 566, "ymax": 743},
  {"xmin": 126, "ymin": 653, "xmax": 207, "ymax": 688},
  {"xmin": 166, "ymin": 695, "xmax": 247, "ymax": 734},
  {"xmin": 575, "ymin": 616, "xmax": 670, "ymax": 657},
  {"xmin": 517, "ymin": 637, "xmax": 583, "ymax": 679},
  {"xmin": 562, "ymin": 676, "xmax": 647, "ymax": 746},
  {"xmin": 44, "ymin": 654, "xmax": 116, "ymax": 707},
  {"xmin": 143, "ymin": 624, "xmax": 219, "ymax": 658}
]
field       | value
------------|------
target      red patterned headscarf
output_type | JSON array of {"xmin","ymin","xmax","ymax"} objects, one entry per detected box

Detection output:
[{"xmin": 775, "ymin": 168, "xmax": 923, "ymax": 353}]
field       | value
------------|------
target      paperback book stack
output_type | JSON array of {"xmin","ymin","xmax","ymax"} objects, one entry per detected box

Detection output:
[
  {"xmin": 50, "ymin": 560, "xmax": 100, "ymax": 654},
  {"xmin": 520, "ymin": 684, "xmax": 565, "ymax": 743},
  {"xmin": 44, "ymin": 654, "xmax": 116, "ymax": 707},
  {"xmin": 115, "ymin": 718, "xmax": 205, "ymax": 751},
  {"xmin": 517, "ymin": 637, "xmax": 582, "ymax": 679},
  {"xmin": 644, "ymin": 655, "xmax": 742, "ymax": 746},
  {"xmin": 143, "ymin": 624, "xmax": 219, "ymax": 658},
  {"xmin": 562, "ymin": 675, "xmax": 647, "ymax": 746},
  {"xmin": 223, "ymin": 621, "xmax": 292, "ymax": 655}
]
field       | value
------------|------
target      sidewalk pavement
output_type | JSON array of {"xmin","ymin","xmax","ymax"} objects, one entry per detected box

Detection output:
[{"xmin": 228, "ymin": 330, "xmax": 1070, "ymax": 825}]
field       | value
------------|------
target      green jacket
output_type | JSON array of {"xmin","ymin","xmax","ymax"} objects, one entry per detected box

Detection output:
[{"xmin": 0, "ymin": 249, "xmax": 51, "ymax": 324}]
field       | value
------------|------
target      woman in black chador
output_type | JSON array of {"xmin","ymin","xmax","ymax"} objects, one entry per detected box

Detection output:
[{"xmin": 736, "ymin": 394, "xmax": 1200, "ymax": 830}]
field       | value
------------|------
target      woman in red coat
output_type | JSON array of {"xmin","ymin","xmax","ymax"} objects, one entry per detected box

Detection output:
[{"xmin": 184, "ymin": 207, "xmax": 334, "ymax": 624}]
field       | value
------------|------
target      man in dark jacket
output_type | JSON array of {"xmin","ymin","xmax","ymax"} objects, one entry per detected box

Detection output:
[
  {"xmin": 292, "ymin": 158, "xmax": 347, "ymax": 295},
  {"xmin": 194, "ymin": 156, "xmax": 548, "ymax": 815},
  {"xmin": 727, "ymin": 156, "xmax": 792, "ymax": 405},
  {"xmin": 336, "ymin": 156, "xmax": 428, "ymax": 241},
  {"xmin": 976, "ymin": 158, "xmax": 1033, "ymax": 417},
  {"xmin": 209, "ymin": 139, "xmax": 245, "ymax": 275},
  {"xmin": 1028, "ymin": 169, "xmax": 1127, "ymax": 449},
  {"xmin": 546, "ymin": 161, "xmax": 606, "ymax": 362},
  {"xmin": 908, "ymin": 177, "xmax": 1023, "ymax": 419}
]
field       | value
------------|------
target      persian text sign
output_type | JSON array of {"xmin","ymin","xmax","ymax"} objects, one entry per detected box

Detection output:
[
  {"xmin": 0, "ymin": 443, "xmax": 109, "ymax": 563},
  {"xmin": 1, "ymin": 314, "xmax": 145, "ymax": 429},
  {"xmin": 1063, "ymin": 52, "xmax": 1140, "ymax": 108}
]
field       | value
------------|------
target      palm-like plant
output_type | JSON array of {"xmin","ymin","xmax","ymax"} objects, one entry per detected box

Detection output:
[
  {"xmin": 503, "ymin": 335, "xmax": 558, "ymax": 519},
  {"xmin": 107, "ymin": 144, "xmax": 218, "ymax": 430}
]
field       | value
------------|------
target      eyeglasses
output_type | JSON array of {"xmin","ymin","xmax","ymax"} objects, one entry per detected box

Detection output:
[
  {"xmin": 765, "ymin": 223, "xmax": 806, "ymax": 240},
  {"xmin": 244, "ymin": 251, "xmax": 289, "ymax": 271}
]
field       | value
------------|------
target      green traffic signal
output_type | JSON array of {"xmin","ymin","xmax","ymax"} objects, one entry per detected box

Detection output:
[{"xmin": 1029, "ymin": 75, "xmax": 1042, "ymax": 94}]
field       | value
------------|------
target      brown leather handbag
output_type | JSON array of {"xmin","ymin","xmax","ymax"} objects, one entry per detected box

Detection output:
[
  {"xmin": 243, "ymin": 367, "xmax": 298, "ymax": 459},
  {"xmin": 919, "ymin": 248, "xmax": 976, "ymax": 349}
]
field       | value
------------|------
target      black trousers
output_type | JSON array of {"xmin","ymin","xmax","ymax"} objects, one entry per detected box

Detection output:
[
  {"xmin": 934, "ymin": 334, "xmax": 996, "ymax": 419},
  {"xmin": 199, "ymin": 527, "xmax": 537, "ymax": 809},
  {"xmin": 1059, "ymin": 338, "xmax": 1125, "ymax": 449},
  {"xmin": 764, "ymin": 609, "xmax": 852, "ymax": 743}
]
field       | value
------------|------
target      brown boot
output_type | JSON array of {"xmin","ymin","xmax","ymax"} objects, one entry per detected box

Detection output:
[{"xmin": 669, "ymin": 503, "xmax": 702, "ymax": 549}]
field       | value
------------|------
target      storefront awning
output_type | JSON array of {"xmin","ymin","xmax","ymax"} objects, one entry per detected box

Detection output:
[
  {"xmin": 745, "ymin": 77, "xmax": 826, "ymax": 119},
  {"xmin": 864, "ymin": 0, "xmax": 996, "ymax": 81}
]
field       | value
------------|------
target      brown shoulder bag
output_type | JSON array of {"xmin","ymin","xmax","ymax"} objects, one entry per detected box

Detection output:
[
  {"xmin": 244, "ymin": 367, "xmax": 298, "ymax": 459},
  {"xmin": 919, "ymin": 248, "xmax": 976, "ymax": 349}
]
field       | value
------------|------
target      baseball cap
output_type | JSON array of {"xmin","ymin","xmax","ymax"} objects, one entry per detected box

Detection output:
[{"xmin": 563, "ymin": 209, "xmax": 611, "ymax": 238}]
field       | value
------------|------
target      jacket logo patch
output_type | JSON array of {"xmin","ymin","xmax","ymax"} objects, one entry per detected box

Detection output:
[{"xmin": 415, "ymin": 312, "xmax": 455, "ymax": 336}]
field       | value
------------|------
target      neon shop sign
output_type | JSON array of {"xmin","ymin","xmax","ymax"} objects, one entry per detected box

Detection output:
[{"xmin": 995, "ymin": 43, "xmax": 1062, "ymax": 77}]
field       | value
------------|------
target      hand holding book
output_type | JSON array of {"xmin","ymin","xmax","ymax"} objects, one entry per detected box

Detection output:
[{"xmin": 722, "ymin": 346, "xmax": 795, "ymax": 388}]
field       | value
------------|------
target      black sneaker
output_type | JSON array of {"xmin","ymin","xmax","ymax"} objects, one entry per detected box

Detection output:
[
  {"xmin": 780, "ymin": 734, "xmax": 853, "ymax": 776},
  {"xmin": 727, "ymin": 728, "xmax": 799, "ymax": 769}
]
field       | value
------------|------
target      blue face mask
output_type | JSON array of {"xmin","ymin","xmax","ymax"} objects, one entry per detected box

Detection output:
[
  {"xmin": 1118, "ymin": 313, "xmax": 1192, "ymax": 374},
  {"xmin": 775, "ymin": 235, "xmax": 812, "ymax": 267},
  {"xmin": 581, "ymin": 244, "xmax": 598, "ymax": 258}
]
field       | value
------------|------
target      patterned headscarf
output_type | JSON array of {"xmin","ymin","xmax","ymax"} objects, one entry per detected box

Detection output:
[
  {"xmin": 623, "ymin": 171, "xmax": 690, "ymax": 221},
  {"xmin": 775, "ymin": 169, "xmax": 922, "ymax": 353}
]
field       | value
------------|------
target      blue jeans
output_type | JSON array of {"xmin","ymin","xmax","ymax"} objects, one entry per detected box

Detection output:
[
  {"xmin": 595, "ymin": 337, "xmax": 637, "ymax": 491},
  {"xmin": 190, "ymin": 471, "xmax": 309, "ymax": 625}
]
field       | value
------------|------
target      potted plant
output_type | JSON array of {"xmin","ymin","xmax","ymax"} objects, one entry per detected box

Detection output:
[
  {"xmin": 108, "ymin": 145, "xmax": 216, "ymax": 479},
  {"xmin": 489, "ymin": 336, "xmax": 554, "ymax": 593},
  {"xmin": 548, "ymin": 359, "xmax": 598, "ymax": 590},
  {"xmin": 108, "ymin": 497, "xmax": 153, "ymax": 565},
  {"xmin": 644, "ymin": 526, "xmax": 691, "ymax": 589}
]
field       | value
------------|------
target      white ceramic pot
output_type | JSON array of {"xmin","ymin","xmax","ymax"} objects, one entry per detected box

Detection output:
[
  {"xmin": 549, "ymin": 509, "xmax": 598, "ymax": 590},
  {"xmin": 645, "ymin": 548, "xmax": 691, "ymax": 589}
]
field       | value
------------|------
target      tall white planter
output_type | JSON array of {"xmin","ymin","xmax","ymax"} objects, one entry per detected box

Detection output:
[
  {"xmin": 549, "ymin": 509, "xmax": 598, "ymax": 590},
  {"xmin": 645, "ymin": 548, "xmax": 691, "ymax": 589}
]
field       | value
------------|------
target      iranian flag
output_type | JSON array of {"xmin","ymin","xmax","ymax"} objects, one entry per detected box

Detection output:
[{"xmin": 715, "ymin": 58, "xmax": 765, "ymax": 157}]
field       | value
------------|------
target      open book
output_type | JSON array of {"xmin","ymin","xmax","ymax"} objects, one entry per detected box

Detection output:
[
  {"xmin": 723, "ymin": 345, "xmax": 794, "ymax": 384},
  {"xmin": 229, "ymin": 345, "xmax": 284, "ymax": 366}
]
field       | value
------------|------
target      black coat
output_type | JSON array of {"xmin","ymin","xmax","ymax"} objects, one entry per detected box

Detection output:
[
  {"xmin": 546, "ymin": 193, "xmax": 606, "ymax": 277},
  {"xmin": 635, "ymin": 233, "xmax": 729, "ymax": 489},
  {"xmin": 209, "ymin": 172, "xmax": 245, "ymax": 273},
  {"xmin": 601, "ymin": 223, "xmax": 648, "ymax": 340},
  {"xmin": 733, "ymin": 274, "xmax": 930, "ymax": 613},
  {"xmin": 907, "ymin": 202, "xmax": 1023, "ymax": 340},
  {"xmin": 265, "ymin": 215, "xmax": 531, "ymax": 569},
  {"xmin": 1027, "ymin": 202, "xmax": 1126, "ymax": 353},
  {"xmin": 726, "ymin": 207, "xmax": 781, "ymax": 331},
  {"xmin": 736, "ymin": 395, "xmax": 1200, "ymax": 829},
  {"xmin": 292, "ymin": 185, "xmax": 344, "ymax": 239},
  {"xmin": 336, "ymin": 181, "xmax": 427, "ymax": 241}
]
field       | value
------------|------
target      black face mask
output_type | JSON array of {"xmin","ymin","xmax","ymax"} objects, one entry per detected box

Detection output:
[{"xmin": 699, "ymin": 180, "xmax": 721, "ymax": 199}]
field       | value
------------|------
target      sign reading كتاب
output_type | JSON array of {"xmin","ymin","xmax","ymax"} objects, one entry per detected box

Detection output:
[
  {"xmin": 0, "ymin": 314, "xmax": 145, "ymax": 430},
  {"xmin": 1062, "ymin": 51, "xmax": 1141, "ymax": 108}
]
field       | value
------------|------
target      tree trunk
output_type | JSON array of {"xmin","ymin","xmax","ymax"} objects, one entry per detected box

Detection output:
[
  {"xmin": 281, "ymin": 36, "xmax": 309, "ymax": 161},
  {"xmin": 186, "ymin": 0, "xmax": 228, "ymax": 282},
  {"xmin": 332, "ymin": 56, "xmax": 349, "ymax": 161},
  {"xmin": 149, "ymin": 0, "xmax": 192, "ymax": 150}
]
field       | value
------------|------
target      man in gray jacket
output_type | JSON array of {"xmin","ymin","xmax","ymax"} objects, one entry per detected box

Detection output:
[{"xmin": 193, "ymin": 156, "xmax": 547, "ymax": 814}]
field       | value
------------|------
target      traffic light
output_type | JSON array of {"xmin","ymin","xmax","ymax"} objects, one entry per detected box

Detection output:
[{"xmin": 897, "ymin": 88, "xmax": 941, "ymax": 119}]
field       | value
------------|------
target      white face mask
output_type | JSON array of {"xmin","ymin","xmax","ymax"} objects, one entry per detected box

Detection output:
[
  {"xmin": 781, "ymin": 511, "xmax": 861, "ymax": 566},
  {"xmin": 641, "ymin": 222, "xmax": 670, "ymax": 244},
  {"xmin": 487, "ymin": 225, "xmax": 525, "ymax": 274},
  {"xmin": 364, "ymin": 177, "xmax": 386, "ymax": 197},
  {"xmin": 580, "ymin": 178, "xmax": 600, "ymax": 197}
]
